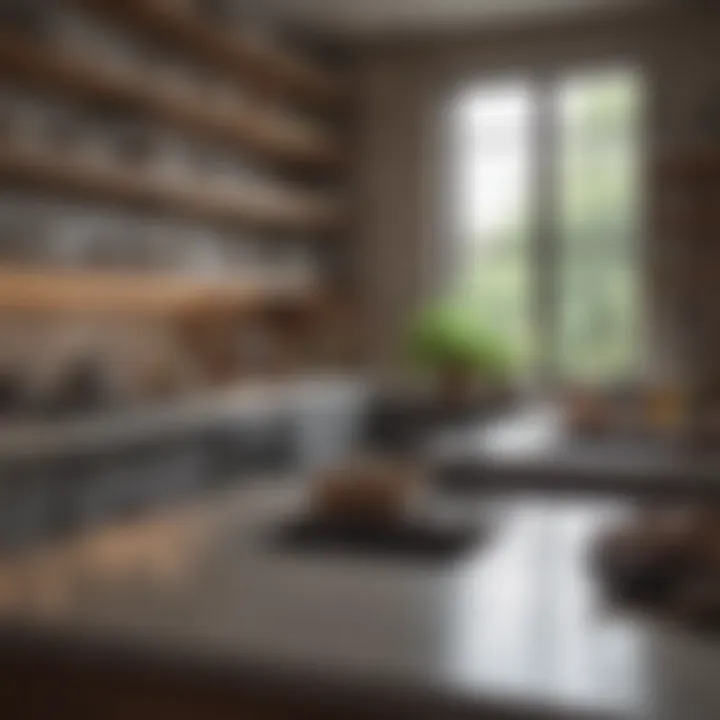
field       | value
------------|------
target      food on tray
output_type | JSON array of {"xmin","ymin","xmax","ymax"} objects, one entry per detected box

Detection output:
[{"xmin": 312, "ymin": 457, "xmax": 425, "ymax": 523}]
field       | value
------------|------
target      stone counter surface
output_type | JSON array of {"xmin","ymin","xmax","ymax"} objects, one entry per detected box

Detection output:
[
  {"xmin": 0, "ymin": 481, "xmax": 719, "ymax": 719},
  {"xmin": 433, "ymin": 406, "xmax": 720, "ymax": 499}
]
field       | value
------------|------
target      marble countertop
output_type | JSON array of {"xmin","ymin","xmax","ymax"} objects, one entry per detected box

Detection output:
[{"xmin": 0, "ymin": 479, "xmax": 718, "ymax": 719}]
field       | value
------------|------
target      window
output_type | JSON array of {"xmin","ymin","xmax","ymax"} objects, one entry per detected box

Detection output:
[{"xmin": 447, "ymin": 69, "xmax": 644, "ymax": 384}]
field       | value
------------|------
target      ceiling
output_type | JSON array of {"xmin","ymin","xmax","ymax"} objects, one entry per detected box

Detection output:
[{"xmin": 251, "ymin": 0, "xmax": 654, "ymax": 36}]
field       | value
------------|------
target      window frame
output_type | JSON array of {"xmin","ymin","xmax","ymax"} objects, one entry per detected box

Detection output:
[{"xmin": 435, "ymin": 63, "xmax": 648, "ymax": 388}]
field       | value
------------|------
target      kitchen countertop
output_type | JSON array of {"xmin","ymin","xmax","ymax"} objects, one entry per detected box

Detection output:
[
  {"xmin": 433, "ymin": 406, "xmax": 720, "ymax": 498},
  {"xmin": 0, "ymin": 479, "xmax": 718, "ymax": 719},
  {"xmin": 6, "ymin": 386, "xmax": 720, "ymax": 501},
  {"xmin": 0, "ymin": 375, "xmax": 368, "ymax": 463}
]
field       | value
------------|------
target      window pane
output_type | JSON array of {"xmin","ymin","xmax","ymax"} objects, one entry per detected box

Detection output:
[
  {"xmin": 557, "ymin": 70, "xmax": 643, "ymax": 382},
  {"xmin": 450, "ymin": 82, "xmax": 534, "ymax": 373}
]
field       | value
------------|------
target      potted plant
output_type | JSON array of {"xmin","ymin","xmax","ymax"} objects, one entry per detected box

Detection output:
[{"xmin": 406, "ymin": 302, "xmax": 511, "ymax": 408}]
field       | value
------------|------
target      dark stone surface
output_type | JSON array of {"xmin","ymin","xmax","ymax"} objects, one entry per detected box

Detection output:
[
  {"xmin": 362, "ymin": 390, "xmax": 513, "ymax": 453},
  {"xmin": 272, "ymin": 514, "xmax": 484, "ymax": 563}
]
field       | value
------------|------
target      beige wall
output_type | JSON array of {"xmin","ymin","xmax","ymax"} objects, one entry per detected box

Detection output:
[{"xmin": 353, "ymin": 7, "xmax": 720, "ymax": 373}]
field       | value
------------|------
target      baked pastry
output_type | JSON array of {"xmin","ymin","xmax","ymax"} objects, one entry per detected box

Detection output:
[{"xmin": 312, "ymin": 457, "xmax": 424, "ymax": 523}]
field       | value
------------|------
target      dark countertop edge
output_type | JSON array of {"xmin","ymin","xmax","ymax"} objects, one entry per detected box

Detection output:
[
  {"xmin": 437, "ymin": 458, "xmax": 720, "ymax": 499},
  {"xmin": 0, "ymin": 620, "xmax": 622, "ymax": 720}
]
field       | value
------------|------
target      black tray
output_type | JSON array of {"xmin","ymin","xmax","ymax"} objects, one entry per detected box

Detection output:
[{"xmin": 272, "ymin": 515, "xmax": 485, "ymax": 563}]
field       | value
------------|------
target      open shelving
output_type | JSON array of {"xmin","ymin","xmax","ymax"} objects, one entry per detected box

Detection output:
[
  {"xmin": 0, "ymin": 144, "xmax": 343, "ymax": 232},
  {"xmin": 0, "ymin": 263, "xmax": 321, "ymax": 316},
  {"xmin": 0, "ymin": 31, "xmax": 342, "ymax": 168},
  {"xmin": 74, "ymin": 0, "xmax": 343, "ymax": 108}
]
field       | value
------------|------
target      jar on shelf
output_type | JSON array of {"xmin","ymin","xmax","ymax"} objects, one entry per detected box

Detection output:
[
  {"xmin": 55, "ymin": 11, "xmax": 145, "ymax": 79},
  {"xmin": 151, "ymin": 59, "xmax": 198, "ymax": 102},
  {"xmin": 49, "ymin": 217, "xmax": 97, "ymax": 268},
  {"xmin": 0, "ymin": 0, "xmax": 54, "ymax": 41},
  {"xmin": 79, "ymin": 113, "xmax": 127, "ymax": 168},
  {"xmin": 148, "ymin": 131, "xmax": 194, "ymax": 182},
  {"xmin": 110, "ymin": 121, "xmax": 158, "ymax": 172},
  {"xmin": 44, "ymin": 104, "xmax": 89, "ymax": 156},
  {"xmin": 0, "ymin": 87, "xmax": 18, "ymax": 142},
  {"xmin": 11, "ymin": 100, "xmax": 52, "ymax": 152}
]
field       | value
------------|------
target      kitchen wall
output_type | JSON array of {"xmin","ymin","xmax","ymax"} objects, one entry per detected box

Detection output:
[{"xmin": 353, "ymin": 5, "xmax": 720, "ymax": 375}]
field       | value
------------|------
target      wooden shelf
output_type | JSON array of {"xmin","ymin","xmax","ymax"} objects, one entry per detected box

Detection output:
[
  {"xmin": 0, "ymin": 144, "xmax": 343, "ymax": 232},
  {"xmin": 0, "ymin": 264, "xmax": 319, "ymax": 316},
  {"xmin": 74, "ymin": 0, "xmax": 343, "ymax": 108},
  {"xmin": 0, "ymin": 31, "xmax": 342, "ymax": 168}
]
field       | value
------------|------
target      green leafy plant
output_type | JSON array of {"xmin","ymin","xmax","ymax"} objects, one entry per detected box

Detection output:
[{"xmin": 405, "ymin": 302, "xmax": 511, "ymax": 380}]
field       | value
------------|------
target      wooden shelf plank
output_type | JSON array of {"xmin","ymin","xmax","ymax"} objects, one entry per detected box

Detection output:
[
  {"xmin": 0, "ymin": 264, "xmax": 318, "ymax": 315},
  {"xmin": 0, "ymin": 31, "xmax": 342, "ymax": 168},
  {"xmin": 74, "ymin": 0, "xmax": 343, "ymax": 108},
  {"xmin": 0, "ymin": 144, "xmax": 343, "ymax": 232}
]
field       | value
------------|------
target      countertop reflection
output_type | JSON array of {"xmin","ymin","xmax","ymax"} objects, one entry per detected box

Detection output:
[{"xmin": 0, "ymin": 480, "xmax": 718, "ymax": 719}]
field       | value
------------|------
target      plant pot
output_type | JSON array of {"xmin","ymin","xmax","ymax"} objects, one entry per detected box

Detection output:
[{"xmin": 437, "ymin": 367, "xmax": 477, "ymax": 410}]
